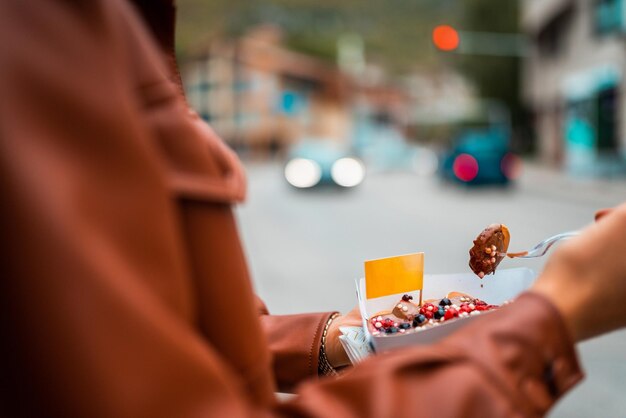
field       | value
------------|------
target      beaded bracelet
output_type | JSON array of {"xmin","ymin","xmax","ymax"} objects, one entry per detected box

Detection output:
[{"xmin": 318, "ymin": 312, "xmax": 341, "ymax": 377}]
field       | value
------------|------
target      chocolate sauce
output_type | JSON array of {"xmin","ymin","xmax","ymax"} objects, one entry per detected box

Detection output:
[{"xmin": 469, "ymin": 224, "xmax": 510, "ymax": 277}]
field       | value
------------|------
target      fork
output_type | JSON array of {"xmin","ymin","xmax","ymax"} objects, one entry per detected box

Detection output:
[{"xmin": 502, "ymin": 231, "xmax": 580, "ymax": 259}]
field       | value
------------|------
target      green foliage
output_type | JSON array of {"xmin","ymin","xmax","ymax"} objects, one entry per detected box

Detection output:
[
  {"xmin": 176, "ymin": 0, "xmax": 456, "ymax": 72},
  {"xmin": 456, "ymin": 0, "xmax": 523, "ymax": 123},
  {"xmin": 176, "ymin": 0, "xmax": 526, "ymax": 141}
]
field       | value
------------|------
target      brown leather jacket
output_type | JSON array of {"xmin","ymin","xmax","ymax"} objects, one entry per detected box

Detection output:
[{"xmin": 0, "ymin": 1, "xmax": 582, "ymax": 417}]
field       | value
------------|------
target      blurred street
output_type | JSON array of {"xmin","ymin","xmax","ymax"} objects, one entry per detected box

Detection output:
[
  {"xmin": 180, "ymin": 0, "xmax": 626, "ymax": 414},
  {"xmin": 237, "ymin": 161, "xmax": 626, "ymax": 418}
]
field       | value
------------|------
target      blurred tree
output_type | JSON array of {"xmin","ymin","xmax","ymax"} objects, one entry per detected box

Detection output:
[
  {"xmin": 175, "ymin": 0, "xmax": 455, "ymax": 72},
  {"xmin": 455, "ymin": 0, "xmax": 531, "ymax": 153}
]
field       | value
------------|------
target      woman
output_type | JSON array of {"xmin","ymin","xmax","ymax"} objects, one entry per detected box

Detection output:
[{"xmin": 1, "ymin": 1, "xmax": 625, "ymax": 417}]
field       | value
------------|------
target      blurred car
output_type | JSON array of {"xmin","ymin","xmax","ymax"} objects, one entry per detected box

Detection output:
[
  {"xmin": 439, "ymin": 127, "xmax": 522, "ymax": 186},
  {"xmin": 284, "ymin": 139, "xmax": 365, "ymax": 189}
]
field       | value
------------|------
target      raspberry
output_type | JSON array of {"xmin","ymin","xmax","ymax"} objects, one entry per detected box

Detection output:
[
  {"xmin": 420, "ymin": 303, "xmax": 436, "ymax": 315},
  {"xmin": 459, "ymin": 304, "xmax": 472, "ymax": 313},
  {"xmin": 444, "ymin": 308, "xmax": 459, "ymax": 320},
  {"xmin": 383, "ymin": 318, "xmax": 394, "ymax": 328}
]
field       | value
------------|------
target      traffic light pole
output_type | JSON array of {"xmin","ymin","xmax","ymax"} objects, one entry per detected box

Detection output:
[
  {"xmin": 456, "ymin": 30, "xmax": 527, "ymax": 57},
  {"xmin": 433, "ymin": 25, "xmax": 527, "ymax": 57}
]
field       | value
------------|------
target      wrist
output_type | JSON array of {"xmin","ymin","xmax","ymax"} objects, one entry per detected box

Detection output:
[
  {"xmin": 530, "ymin": 282, "xmax": 581, "ymax": 342},
  {"xmin": 323, "ymin": 313, "xmax": 350, "ymax": 369},
  {"xmin": 318, "ymin": 313, "xmax": 341, "ymax": 376},
  {"xmin": 531, "ymin": 261, "xmax": 591, "ymax": 342}
]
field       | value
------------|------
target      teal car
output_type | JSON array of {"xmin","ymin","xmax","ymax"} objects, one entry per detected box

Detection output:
[
  {"xmin": 440, "ymin": 128, "xmax": 521, "ymax": 185},
  {"xmin": 284, "ymin": 140, "xmax": 365, "ymax": 189}
]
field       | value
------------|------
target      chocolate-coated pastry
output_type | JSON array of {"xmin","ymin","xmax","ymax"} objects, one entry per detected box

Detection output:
[
  {"xmin": 469, "ymin": 224, "xmax": 510, "ymax": 278},
  {"xmin": 391, "ymin": 294, "xmax": 420, "ymax": 320}
]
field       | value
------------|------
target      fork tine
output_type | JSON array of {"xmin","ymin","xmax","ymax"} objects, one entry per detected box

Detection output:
[{"xmin": 507, "ymin": 231, "xmax": 579, "ymax": 259}]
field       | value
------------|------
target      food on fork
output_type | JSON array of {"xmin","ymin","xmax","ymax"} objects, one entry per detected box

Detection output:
[
  {"xmin": 369, "ymin": 292, "xmax": 499, "ymax": 336},
  {"xmin": 469, "ymin": 224, "xmax": 511, "ymax": 278}
]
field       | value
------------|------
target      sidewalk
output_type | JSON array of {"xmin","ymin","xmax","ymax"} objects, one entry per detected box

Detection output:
[{"xmin": 519, "ymin": 160, "xmax": 626, "ymax": 208}]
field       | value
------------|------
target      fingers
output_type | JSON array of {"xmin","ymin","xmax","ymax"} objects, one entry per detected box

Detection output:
[
  {"xmin": 595, "ymin": 208, "xmax": 612, "ymax": 221},
  {"xmin": 595, "ymin": 202, "xmax": 626, "ymax": 221}
]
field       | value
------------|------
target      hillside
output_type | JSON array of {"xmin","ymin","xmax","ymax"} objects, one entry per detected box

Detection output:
[{"xmin": 175, "ymin": 0, "xmax": 463, "ymax": 73}]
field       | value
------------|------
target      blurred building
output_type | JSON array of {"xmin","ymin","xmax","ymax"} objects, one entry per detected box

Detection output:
[
  {"xmin": 407, "ymin": 70, "xmax": 478, "ymax": 128},
  {"xmin": 522, "ymin": 0, "xmax": 626, "ymax": 176},
  {"xmin": 183, "ymin": 26, "xmax": 410, "ymax": 158},
  {"xmin": 183, "ymin": 26, "xmax": 348, "ymax": 157}
]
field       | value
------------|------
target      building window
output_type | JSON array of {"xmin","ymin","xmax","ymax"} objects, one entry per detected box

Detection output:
[
  {"xmin": 564, "ymin": 87, "xmax": 619, "ymax": 155},
  {"xmin": 536, "ymin": 6, "xmax": 574, "ymax": 58},
  {"xmin": 594, "ymin": 0, "xmax": 624, "ymax": 34},
  {"xmin": 192, "ymin": 81, "xmax": 213, "ymax": 92},
  {"xmin": 596, "ymin": 87, "xmax": 619, "ymax": 152}
]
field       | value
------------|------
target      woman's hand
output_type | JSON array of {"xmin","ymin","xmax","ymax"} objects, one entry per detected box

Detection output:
[
  {"xmin": 325, "ymin": 306, "xmax": 363, "ymax": 368},
  {"xmin": 531, "ymin": 203, "xmax": 626, "ymax": 342},
  {"xmin": 595, "ymin": 208, "xmax": 612, "ymax": 221}
]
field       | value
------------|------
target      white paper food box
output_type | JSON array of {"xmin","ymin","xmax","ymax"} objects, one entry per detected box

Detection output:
[{"xmin": 357, "ymin": 268, "xmax": 536, "ymax": 352}]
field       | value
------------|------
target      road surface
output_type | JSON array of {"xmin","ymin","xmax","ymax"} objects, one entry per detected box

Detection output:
[{"xmin": 236, "ymin": 161, "xmax": 626, "ymax": 417}]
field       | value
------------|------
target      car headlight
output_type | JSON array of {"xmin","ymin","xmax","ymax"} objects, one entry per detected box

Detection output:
[
  {"xmin": 284, "ymin": 158, "xmax": 322, "ymax": 188},
  {"xmin": 331, "ymin": 157, "xmax": 365, "ymax": 187}
]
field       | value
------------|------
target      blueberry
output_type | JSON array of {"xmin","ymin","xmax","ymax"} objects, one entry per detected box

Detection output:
[
  {"xmin": 412, "ymin": 314, "xmax": 427, "ymax": 327},
  {"xmin": 434, "ymin": 308, "xmax": 445, "ymax": 320},
  {"xmin": 399, "ymin": 322, "xmax": 411, "ymax": 329},
  {"xmin": 439, "ymin": 297, "xmax": 452, "ymax": 306},
  {"xmin": 386, "ymin": 326, "xmax": 398, "ymax": 334}
]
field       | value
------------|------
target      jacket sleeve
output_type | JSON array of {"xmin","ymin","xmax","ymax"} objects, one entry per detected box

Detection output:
[
  {"xmin": 127, "ymin": 0, "xmax": 339, "ymax": 392},
  {"xmin": 255, "ymin": 297, "xmax": 337, "ymax": 392},
  {"xmin": 280, "ymin": 292, "xmax": 583, "ymax": 418}
]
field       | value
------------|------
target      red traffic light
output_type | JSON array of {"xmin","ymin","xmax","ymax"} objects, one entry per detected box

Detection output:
[{"xmin": 433, "ymin": 25, "xmax": 460, "ymax": 51}]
